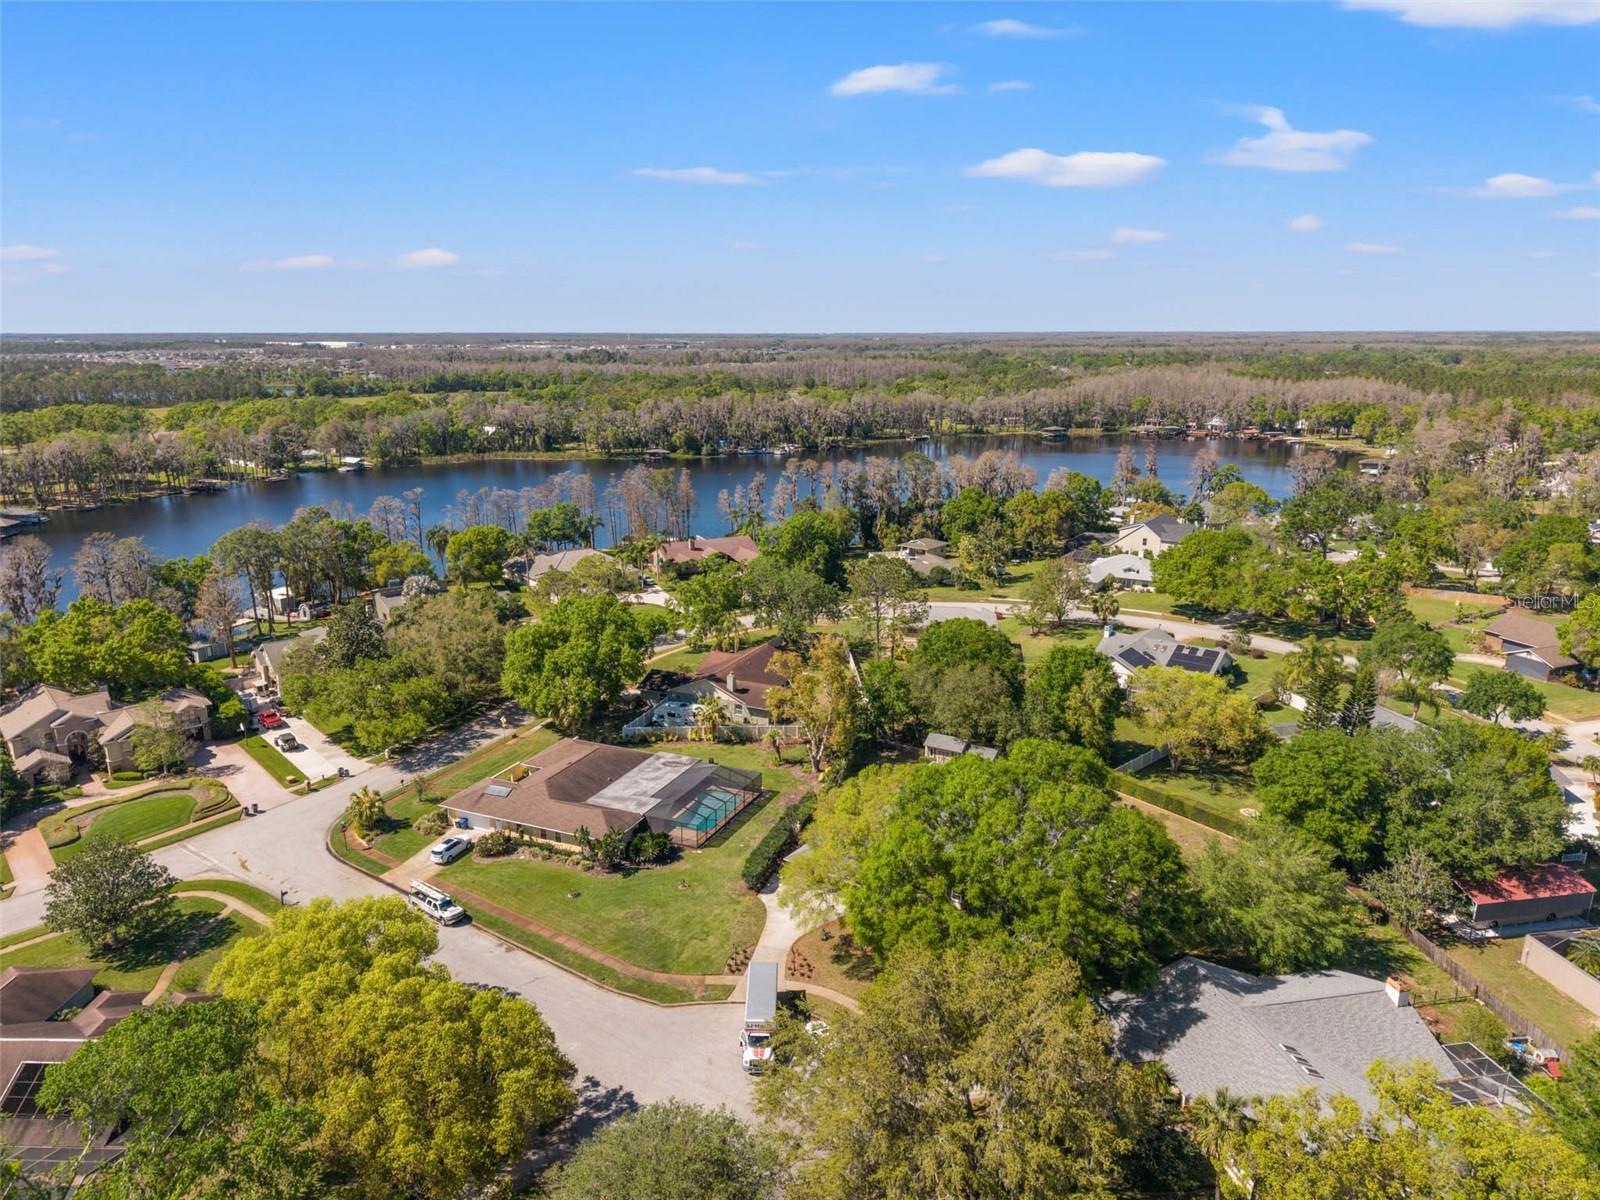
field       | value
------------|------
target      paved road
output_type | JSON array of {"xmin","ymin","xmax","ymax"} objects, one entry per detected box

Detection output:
[{"xmin": 0, "ymin": 710, "xmax": 758, "ymax": 1117}]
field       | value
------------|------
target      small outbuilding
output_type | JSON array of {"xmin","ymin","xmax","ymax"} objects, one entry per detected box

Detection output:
[{"xmin": 1459, "ymin": 864, "xmax": 1597, "ymax": 930}]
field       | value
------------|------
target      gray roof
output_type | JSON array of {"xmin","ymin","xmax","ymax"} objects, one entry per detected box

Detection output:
[
  {"xmin": 1107, "ymin": 957, "xmax": 1456, "ymax": 1112},
  {"xmin": 923, "ymin": 733, "xmax": 1000, "ymax": 760},
  {"xmin": 1120, "ymin": 516, "xmax": 1197, "ymax": 544},
  {"xmin": 1097, "ymin": 628, "xmax": 1230, "ymax": 675},
  {"xmin": 254, "ymin": 627, "xmax": 327, "ymax": 676}
]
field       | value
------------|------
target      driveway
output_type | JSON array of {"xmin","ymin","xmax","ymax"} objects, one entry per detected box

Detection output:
[
  {"xmin": 190, "ymin": 742, "xmax": 297, "ymax": 811},
  {"xmin": 269, "ymin": 715, "xmax": 364, "ymax": 782}
]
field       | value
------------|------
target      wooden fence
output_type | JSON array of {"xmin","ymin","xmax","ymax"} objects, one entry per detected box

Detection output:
[{"xmin": 1396, "ymin": 923, "xmax": 1570, "ymax": 1061}]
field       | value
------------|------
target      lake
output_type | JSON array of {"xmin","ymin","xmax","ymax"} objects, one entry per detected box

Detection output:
[{"xmin": 21, "ymin": 435, "xmax": 1320, "ymax": 591}]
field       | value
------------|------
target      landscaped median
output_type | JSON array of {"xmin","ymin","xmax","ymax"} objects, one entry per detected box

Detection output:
[
  {"xmin": 327, "ymin": 733, "xmax": 810, "ymax": 1005},
  {"xmin": 41, "ymin": 779, "xmax": 242, "ymax": 863}
]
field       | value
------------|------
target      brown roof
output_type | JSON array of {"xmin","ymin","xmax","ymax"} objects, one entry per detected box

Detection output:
[
  {"xmin": 1461, "ymin": 863, "xmax": 1597, "ymax": 907},
  {"xmin": 0, "ymin": 968, "xmax": 96, "ymax": 1026},
  {"xmin": 657, "ymin": 535, "xmax": 760, "ymax": 565},
  {"xmin": 443, "ymin": 740, "xmax": 649, "ymax": 836},
  {"xmin": 691, "ymin": 641, "xmax": 791, "ymax": 708},
  {"xmin": 1485, "ymin": 611, "xmax": 1563, "ymax": 650},
  {"xmin": 0, "ymin": 686, "xmax": 113, "ymax": 743}
]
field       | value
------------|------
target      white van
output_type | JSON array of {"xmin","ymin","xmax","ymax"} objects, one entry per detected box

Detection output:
[{"xmin": 408, "ymin": 880, "xmax": 466, "ymax": 925}]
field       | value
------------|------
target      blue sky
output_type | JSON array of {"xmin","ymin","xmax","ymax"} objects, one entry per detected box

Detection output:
[{"xmin": 3, "ymin": 1, "xmax": 1597, "ymax": 332}]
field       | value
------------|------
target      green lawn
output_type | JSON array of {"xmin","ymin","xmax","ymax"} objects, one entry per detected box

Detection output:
[
  {"xmin": 172, "ymin": 878, "xmax": 285, "ymax": 915},
  {"xmin": 405, "ymin": 723, "xmax": 561, "ymax": 801},
  {"xmin": 51, "ymin": 792, "xmax": 197, "ymax": 863},
  {"xmin": 998, "ymin": 616, "xmax": 1098, "ymax": 666},
  {"xmin": 0, "ymin": 898, "xmax": 241, "ymax": 994},
  {"xmin": 1446, "ymin": 937, "xmax": 1600, "ymax": 1051},
  {"xmin": 239, "ymin": 735, "xmax": 303, "ymax": 786},
  {"xmin": 370, "ymin": 787, "xmax": 450, "ymax": 862},
  {"xmin": 439, "ymin": 743, "xmax": 803, "ymax": 976}
]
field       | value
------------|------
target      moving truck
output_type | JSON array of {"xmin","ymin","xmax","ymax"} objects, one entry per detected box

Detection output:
[{"xmin": 741, "ymin": 961, "xmax": 778, "ymax": 1073}]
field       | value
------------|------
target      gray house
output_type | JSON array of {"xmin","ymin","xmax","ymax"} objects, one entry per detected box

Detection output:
[
  {"xmin": 1096, "ymin": 627, "xmax": 1232, "ymax": 682},
  {"xmin": 1107, "ymin": 956, "xmax": 1456, "ymax": 1112},
  {"xmin": 1484, "ymin": 612, "xmax": 1577, "ymax": 683}
]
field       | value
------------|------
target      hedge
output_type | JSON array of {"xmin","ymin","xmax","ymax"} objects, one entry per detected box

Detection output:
[
  {"xmin": 1108, "ymin": 771, "xmax": 1249, "ymax": 839},
  {"xmin": 741, "ymin": 793, "xmax": 817, "ymax": 891}
]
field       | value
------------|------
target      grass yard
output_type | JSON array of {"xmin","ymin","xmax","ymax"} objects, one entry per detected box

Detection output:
[
  {"xmin": 440, "ymin": 742, "xmax": 804, "ymax": 977},
  {"xmin": 920, "ymin": 557, "xmax": 1059, "ymax": 603},
  {"xmin": 370, "ymin": 785, "xmax": 455, "ymax": 862},
  {"xmin": 0, "ymin": 898, "xmax": 243, "ymax": 994},
  {"xmin": 51, "ymin": 792, "xmax": 197, "ymax": 863},
  {"xmin": 1119, "ymin": 795, "xmax": 1229, "ymax": 859},
  {"xmin": 1445, "ymin": 936, "xmax": 1600, "ymax": 1051},
  {"xmin": 998, "ymin": 616, "xmax": 1098, "ymax": 666},
  {"xmin": 172, "ymin": 878, "xmax": 285, "ymax": 915},
  {"xmin": 239, "ymin": 734, "xmax": 303, "ymax": 787}
]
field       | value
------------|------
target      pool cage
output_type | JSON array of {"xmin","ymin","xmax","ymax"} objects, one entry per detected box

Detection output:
[{"xmin": 643, "ymin": 761, "xmax": 765, "ymax": 848}]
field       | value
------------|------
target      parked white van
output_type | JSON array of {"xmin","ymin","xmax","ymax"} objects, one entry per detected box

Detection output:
[{"xmin": 408, "ymin": 880, "xmax": 466, "ymax": 925}]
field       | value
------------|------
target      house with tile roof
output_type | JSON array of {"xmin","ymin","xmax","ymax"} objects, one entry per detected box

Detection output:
[{"xmin": 652, "ymin": 534, "xmax": 760, "ymax": 568}]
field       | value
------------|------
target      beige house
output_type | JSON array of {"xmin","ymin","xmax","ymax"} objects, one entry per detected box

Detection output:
[
  {"xmin": 0, "ymin": 684, "xmax": 212, "ymax": 781},
  {"xmin": 251, "ymin": 626, "xmax": 328, "ymax": 694},
  {"xmin": 667, "ymin": 641, "xmax": 790, "ymax": 723},
  {"xmin": 1109, "ymin": 516, "xmax": 1197, "ymax": 558}
]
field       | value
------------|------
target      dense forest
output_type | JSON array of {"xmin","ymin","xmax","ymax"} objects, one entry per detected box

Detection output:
[{"xmin": 2, "ymin": 337, "xmax": 1598, "ymax": 509}]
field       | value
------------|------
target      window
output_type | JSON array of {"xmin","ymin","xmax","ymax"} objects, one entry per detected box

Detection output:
[{"xmin": 1, "ymin": 1063, "xmax": 51, "ymax": 1117}]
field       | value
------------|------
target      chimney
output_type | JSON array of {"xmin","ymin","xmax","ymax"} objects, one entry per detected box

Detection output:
[
  {"xmin": 726, "ymin": 672, "xmax": 737, "ymax": 693},
  {"xmin": 689, "ymin": 534, "xmax": 697, "ymax": 549},
  {"xmin": 1384, "ymin": 976, "xmax": 1411, "ymax": 1008}
]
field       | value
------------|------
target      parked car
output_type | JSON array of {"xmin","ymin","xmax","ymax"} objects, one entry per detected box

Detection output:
[
  {"xmin": 274, "ymin": 732, "xmax": 300, "ymax": 752},
  {"xmin": 408, "ymin": 880, "xmax": 466, "ymax": 925},
  {"xmin": 429, "ymin": 836, "xmax": 472, "ymax": 865},
  {"xmin": 257, "ymin": 710, "xmax": 285, "ymax": 730}
]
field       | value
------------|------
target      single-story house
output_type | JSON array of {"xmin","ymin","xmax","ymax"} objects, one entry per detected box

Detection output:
[
  {"xmin": 522, "ymin": 547, "xmax": 607, "ymax": 583},
  {"xmin": 1458, "ymin": 864, "xmax": 1597, "ymax": 930},
  {"xmin": 1087, "ymin": 553, "xmax": 1154, "ymax": 590},
  {"xmin": 652, "ymin": 534, "xmax": 760, "ymax": 568},
  {"xmin": 1483, "ymin": 612, "xmax": 1578, "ymax": 683},
  {"xmin": 1097, "ymin": 628, "xmax": 1231, "ymax": 682},
  {"xmin": 666, "ymin": 641, "xmax": 791, "ymax": 723},
  {"xmin": 2, "ymin": 966, "xmax": 209, "ymax": 1175},
  {"xmin": 893, "ymin": 537, "xmax": 960, "ymax": 577},
  {"xmin": 442, "ymin": 737, "xmax": 764, "ymax": 849},
  {"xmin": 251, "ymin": 626, "xmax": 328, "ymax": 694},
  {"xmin": 922, "ymin": 733, "xmax": 999, "ymax": 763},
  {"xmin": 1106, "ymin": 956, "xmax": 1458, "ymax": 1113},
  {"xmin": 1109, "ymin": 517, "xmax": 1197, "ymax": 558},
  {"xmin": 0, "ymin": 685, "xmax": 212, "ymax": 781}
]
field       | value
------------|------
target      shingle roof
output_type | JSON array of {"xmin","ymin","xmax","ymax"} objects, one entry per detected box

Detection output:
[
  {"xmin": 0, "ymin": 686, "xmax": 113, "ymax": 743},
  {"xmin": 526, "ymin": 547, "xmax": 606, "ymax": 579},
  {"xmin": 657, "ymin": 535, "xmax": 759, "ymax": 564},
  {"xmin": 1485, "ymin": 611, "xmax": 1563, "ymax": 651},
  {"xmin": 1107, "ymin": 957, "xmax": 1456, "ymax": 1112},
  {"xmin": 690, "ymin": 641, "xmax": 790, "ymax": 707},
  {"xmin": 1097, "ymin": 628, "xmax": 1228, "ymax": 675},
  {"xmin": 1119, "ymin": 516, "xmax": 1197, "ymax": 544}
]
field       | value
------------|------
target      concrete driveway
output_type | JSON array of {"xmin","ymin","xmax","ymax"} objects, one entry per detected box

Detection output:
[
  {"xmin": 190, "ymin": 742, "xmax": 298, "ymax": 811},
  {"xmin": 270, "ymin": 714, "xmax": 368, "ymax": 782}
]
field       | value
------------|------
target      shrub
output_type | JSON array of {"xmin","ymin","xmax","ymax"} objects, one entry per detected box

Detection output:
[
  {"xmin": 111, "ymin": 771, "xmax": 144, "ymax": 782},
  {"xmin": 629, "ymin": 830, "xmax": 675, "ymax": 865},
  {"xmin": 413, "ymin": 810, "xmax": 448, "ymax": 838},
  {"xmin": 58, "ymin": 787, "xmax": 84, "ymax": 801},
  {"xmin": 42, "ymin": 818, "xmax": 81, "ymax": 849},
  {"xmin": 1452, "ymin": 1003, "xmax": 1512, "ymax": 1062},
  {"xmin": 740, "ymin": 793, "xmax": 817, "ymax": 891},
  {"xmin": 473, "ymin": 830, "xmax": 516, "ymax": 858}
]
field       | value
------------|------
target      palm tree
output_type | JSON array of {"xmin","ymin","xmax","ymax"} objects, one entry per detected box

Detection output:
[
  {"xmin": 693, "ymin": 696, "xmax": 729, "ymax": 743},
  {"xmin": 426, "ymin": 524, "xmax": 452, "ymax": 575},
  {"xmin": 1582, "ymin": 754, "xmax": 1600, "ymax": 787},
  {"xmin": 1090, "ymin": 588, "xmax": 1120, "ymax": 629},
  {"xmin": 1281, "ymin": 636, "xmax": 1346, "ymax": 693},
  {"xmin": 1186, "ymin": 1087, "xmax": 1255, "ymax": 1198}
]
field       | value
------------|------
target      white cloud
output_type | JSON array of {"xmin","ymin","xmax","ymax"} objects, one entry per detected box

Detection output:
[
  {"xmin": 1555, "ymin": 205, "xmax": 1600, "ymax": 219},
  {"xmin": 242, "ymin": 253, "xmax": 336, "ymax": 271},
  {"xmin": 831, "ymin": 63, "xmax": 957, "ymax": 96},
  {"xmin": 1287, "ymin": 213, "xmax": 1326, "ymax": 232},
  {"xmin": 1215, "ymin": 106, "xmax": 1372, "ymax": 172},
  {"xmin": 965, "ymin": 148, "xmax": 1166, "ymax": 188},
  {"xmin": 395, "ymin": 247, "xmax": 460, "ymax": 269},
  {"xmin": 0, "ymin": 244, "xmax": 58, "ymax": 262},
  {"xmin": 633, "ymin": 166, "xmax": 762, "ymax": 186},
  {"xmin": 973, "ymin": 18, "xmax": 1078, "ymax": 38},
  {"xmin": 1342, "ymin": 0, "xmax": 1600, "ymax": 28},
  {"xmin": 1347, "ymin": 241, "xmax": 1404, "ymax": 254},
  {"xmin": 1049, "ymin": 249, "xmax": 1116, "ymax": 261},
  {"xmin": 1110, "ymin": 226, "xmax": 1170, "ymax": 244},
  {"xmin": 989, "ymin": 80, "xmax": 1034, "ymax": 92},
  {"xmin": 1469, "ymin": 172, "xmax": 1562, "ymax": 197},
  {"xmin": 1550, "ymin": 94, "xmax": 1600, "ymax": 114}
]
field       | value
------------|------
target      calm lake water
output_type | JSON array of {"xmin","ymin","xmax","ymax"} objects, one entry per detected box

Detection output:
[{"xmin": 25, "ymin": 435, "xmax": 1320, "ymax": 592}]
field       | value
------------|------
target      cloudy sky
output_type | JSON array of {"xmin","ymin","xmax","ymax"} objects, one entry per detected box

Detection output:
[{"xmin": 2, "ymin": 1, "xmax": 1597, "ymax": 331}]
